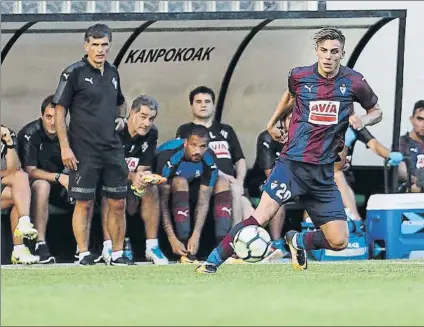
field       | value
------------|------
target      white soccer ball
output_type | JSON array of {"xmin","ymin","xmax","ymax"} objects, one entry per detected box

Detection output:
[{"xmin": 233, "ymin": 225, "xmax": 272, "ymax": 263}]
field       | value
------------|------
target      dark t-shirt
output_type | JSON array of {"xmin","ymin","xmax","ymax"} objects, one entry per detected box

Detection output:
[
  {"xmin": 52, "ymin": 55, "xmax": 125, "ymax": 155},
  {"xmin": 119, "ymin": 123, "xmax": 158, "ymax": 172},
  {"xmin": 17, "ymin": 119, "xmax": 64, "ymax": 173},
  {"xmin": 176, "ymin": 121, "xmax": 244, "ymax": 176}
]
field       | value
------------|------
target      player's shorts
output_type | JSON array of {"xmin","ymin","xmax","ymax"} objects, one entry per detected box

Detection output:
[
  {"xmin": 1, "ymin": 180, "xmax": 6, "ymax": 195},
  {"xmin": 263, "ymin": 157, "xmax": 346, "ymax": 227},
  {"xmin": 69, "ymin": 147, "xmax": 129, "ymax": 201}
]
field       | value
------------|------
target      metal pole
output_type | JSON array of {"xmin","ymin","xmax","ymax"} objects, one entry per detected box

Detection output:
[{"xmin": 391, "ymin": 16, "xmax": 407, "ymax": 192}]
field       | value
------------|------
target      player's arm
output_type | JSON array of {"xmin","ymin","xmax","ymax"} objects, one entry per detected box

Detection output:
[
  {"xmin": 116, "ymin": 72, "xmax": 127, "ymax": 118},
  {"xmin": 158, "ymin": 184, "xmax": 175, "ymax": 236},
  {"xmin": 2, "ymin": 127, "xmax": 20, "ymax": 172},
  {"xmin": 351, "ymin": 76, "xmax": 382, "ymax": 129},
  {"xmin": 53, "ymin": 67, "xmax": 78, "ymax": 170},
  {"xmin": 228, "ymin": 127, "xmax": 247, "ymax": 184},
  {"xmin": 267, "ymin": 90, "xmax": 295, "ymax": 137}
]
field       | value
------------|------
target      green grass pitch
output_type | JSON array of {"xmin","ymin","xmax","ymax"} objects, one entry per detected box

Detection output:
[{"xmin": 2, "ymin": 261, "xmax": 423, "ymax": 326}]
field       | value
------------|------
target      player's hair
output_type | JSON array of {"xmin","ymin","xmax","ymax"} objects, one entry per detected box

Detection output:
[
  {"xmin": 313, "ymin": 27, "xmax": 345, "ymax": 49},
  {"xmin": 84, "ymin": 24, "xmax": 112, "ymax": 42},
  {"xmin": 189, "ymin": 86, "xmax": 215, "ymax": 105},
  {"xmin": 131, "ymin": 95, "xmax": 159, "ymax": 113},
  {"xmin": 187, "ymin": 124, "xmax": 210, "ymax": 141},
  {"xmin": 413, "ymin": 100, "xmax": 424, "ymax": 116},
  {"xmin": 41, "ymin": 95, "xmax": 55, "ymax": 115}
]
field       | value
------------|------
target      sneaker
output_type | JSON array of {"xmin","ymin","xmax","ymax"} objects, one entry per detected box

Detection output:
[
  {"xmin": 13, "ymin": 216, "xmax": 38, "ymax": 240},
  {"xmin": 180, "ymin": 254, "xmax": 200, "ymax": 264},
  {"xmin": 101, "ymin": 245, "xmax": 113, "ymax": 265},
  {"xmin": 11, "ymin": 247, "xmax": 39, "ymax": 265},
  {"xmin": 79, "ymin": 253, "xmax": 98, "ymax": 266},
  {"xmin": 145, "ymin": 246, "xmax": 169, "ymax": 265},
  {"xmin": 284, "ymin": 231, "xmax": 307, "ymax": 270},
  {"xmin": 111, "ymin": 256, "xmax": 134, "ymax": 266},
  {"xmin": 195, "ymin": 263, "xmax": 217, "ymax": 274},
  {"xmin": 35, "ymin": 242, "xmax": 55, "ymax": 264}
]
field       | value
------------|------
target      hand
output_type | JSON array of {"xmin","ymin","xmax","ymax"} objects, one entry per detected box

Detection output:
[
  {"xmin": 1, "ymin": 126, "xmax": 13, "ymax": 145},
  {"xmin": 115, "ymin": 117, "xmax": 126, "ymax": 131},
  {"xmin": 58, "ymin": 174, "xmax": 69, "ymax": 191},
  {"xmin": 187, "ymin": 233, "xmax": 200, "ymax": 255},
  {"xmin": 387, "ymin": 152, "xmax": 404, "ymax": 166},
  {"xmin": 348, "ymin": 115, "xmax": 364, "ymax": 130},
  {"xmin": 344, "ymin": 127, "xmax": 357, "ymax": 147},
  {"xmin": 170, "ymin": 237, "xmax": 188, "ymax": 256},
  {"xmin": 268, "ymin": 126, "xmax": 285, "ymax": 143},
  {"xmin": 131, "ymin": 171, "xmax": 150, "ymax": 190},
  {"xmin": 61, "ymin": 147, "xmax": 78, "ymax": 171}
]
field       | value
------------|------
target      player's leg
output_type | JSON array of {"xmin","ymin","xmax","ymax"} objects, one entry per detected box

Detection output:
[
  {"xmin": 100, "ymin": 196, "xmax": 112, "ymax": 264},
  {"xmin": 334, "ymin": 170, "xmax": 362, "ymax": 220},
  {"xmin": 102, "ymin": 149, "xmax": 131, "ymax": 266},
  {"xmin": 2, "ymin": 170, "xmax": 38, "ymax": 240},
  {"xmin": 286, "ymin": 167, "xmax": 348, "ymax": 270},
  {"xmin": 197, "ymin": 158, "xmax": 299, "ymax": 273},
  {"xmin": 30, "ymin": 180, "xmax": 55, "ymax": 263},
  {"xmin": 142, "ymin": 185, "xmax": 169, "ymax": 264},
  {"xmin": 267, "ymin": 206, "xmax": 290, "ymax": 258},
  {"xmin": 213, "ymin": 176, "xmax": 232, "ymax": 244},
  {"xmin": 170, "ymin": 176, "xmax": 193, "ymax": 263},
  {"xmin": 68, "ymin": 159, "xmax": 100, "ymax": 265},
  {"xmin": 2, "ymin": 186, "xmax": 39, "ymax": 264}
]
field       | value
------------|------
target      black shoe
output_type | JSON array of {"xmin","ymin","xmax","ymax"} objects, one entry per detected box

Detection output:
[
  {"xmin": 111, "ymin": 256, "xmax": 134, "ymax": 266},
  {"xmin": 79, "ymin": 253, "xmax": 99, "ymax": 266},
  {"xmin": 35, "ymin": 242, "xmax": 55, "ymax": 264},
  {"xmin": 284, "ymin": 231, "xmax": 307, "ymax": 270},
  {"xmin": 195, "ymin": 263, "xmax": 218, "ymax": 274}
]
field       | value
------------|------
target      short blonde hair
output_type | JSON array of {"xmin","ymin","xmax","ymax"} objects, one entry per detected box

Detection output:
[{"xmin": 313, "ymin": 27, "xmax": 345, "ymax": 49}]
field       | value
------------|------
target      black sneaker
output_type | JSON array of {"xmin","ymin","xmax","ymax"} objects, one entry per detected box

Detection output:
[
  {"xmin": 195, "ymin": 263, "xmax": 218, "ymax": 274},
  {"xmin": 284, "ymin": 230, "xmax": 307, "ymax": 270},
  {"xmin": 79, "ymin": 253, "xmax": 99, "ymax": 266},
  {"xmin": 111, "ymin": 256, "xmax": 134, "ymax": 266},
  {"xmin": 35, "ymin": 242, "xmax": 55, "ymax": 264}
]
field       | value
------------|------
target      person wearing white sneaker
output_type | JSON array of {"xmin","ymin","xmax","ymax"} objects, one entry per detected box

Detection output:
[
  {"xmin": 1, "ymin": 125, "xmax": 39, "ymax": 264},
  {"xmin": 100, "ymin": 95, "xmax": 168, "ymax": 265}
]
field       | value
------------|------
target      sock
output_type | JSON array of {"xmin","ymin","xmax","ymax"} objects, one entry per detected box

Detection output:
[
  {"xmin": 146, "ymin": 239, "xmax": 158, "ymax": 250},
  {"xmin": 172, "ymin": 191, "xmax": 190, "ymax": 241},
  {"xmin": 18, "ymin": 216, "xmax": 31, "ymax": 224},
  {"xmin": 212, "ymin": 216, "xmax": 260, "ymax": 267},
  {"xmin": 36, "ymin": 240, "xmax": 46, "ymax": 245},
  {"xmin": 76, "ymin": 245, "xmax": 80, "ymax": 254},
  {"xmin": 13, "ymin": 244, "xmax": 26, "ymax": 252},
  {"xmin": 103, "ymin": 240, "xmax": 112, "ymax": 249},
  {"xmin": 296, "ymin": 230, "xmax": 332, "ymax": 250},
  {"xmin": 213, "ymin": 191, "xmax": 232, "ymax": 240},
  {"xmin": 112, "ymin": 250, "xmax": 124, "ymax": 261},
  {"xmin": 79, "ymin": 251, "xmax": 90, "ymax": 261}
]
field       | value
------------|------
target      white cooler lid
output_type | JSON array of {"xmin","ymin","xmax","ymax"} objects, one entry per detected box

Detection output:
[{"xmin": 367, "ymin": 193, "xmax": 424, "ymax": 210}]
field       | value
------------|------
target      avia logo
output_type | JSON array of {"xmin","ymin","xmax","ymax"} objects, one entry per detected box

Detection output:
[
  {"xmin": 310, "ymin": 102, "xmax": 338, "ymax": 113},
  {"xmin": 308, "ymin": 100, "xmax": 340, "ymax": 126}
]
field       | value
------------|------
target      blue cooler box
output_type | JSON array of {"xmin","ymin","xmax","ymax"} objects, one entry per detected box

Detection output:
[{"xmin": 366, "ymin": 194, "xmax": 424, "ymax": 259}]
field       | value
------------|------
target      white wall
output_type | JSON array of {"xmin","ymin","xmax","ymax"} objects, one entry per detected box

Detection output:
[{"xmin": 327, "ymin": 1, "xmax": 424, "ymax": 166}]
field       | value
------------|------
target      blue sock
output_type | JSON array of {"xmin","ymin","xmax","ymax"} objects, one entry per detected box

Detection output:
[
  {"xmin": 205, "ymin": 248, "xmax": 224, "ymax": 267},
  {"xmin": 272, "ymin": 239, "xmax": 284, "ymax": 251},
  {"xmin": 295, "ymin": 232, "xmax": 305, "ymax": 249}
]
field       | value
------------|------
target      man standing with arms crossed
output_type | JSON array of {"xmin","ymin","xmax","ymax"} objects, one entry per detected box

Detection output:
[{"xmin": 53, "ymin": 24, "xmax": 131, "ymax": 266}]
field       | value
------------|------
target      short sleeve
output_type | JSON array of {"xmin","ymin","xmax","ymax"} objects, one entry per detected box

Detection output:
[{"xmin": 352, "ymin": 75, "xmax": 378, "ymax": 110}]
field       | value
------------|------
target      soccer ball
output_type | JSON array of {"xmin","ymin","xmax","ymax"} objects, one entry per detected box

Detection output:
[{"xmin": 233, "ymin": 225, "xmax": 272, "ymax": 263}]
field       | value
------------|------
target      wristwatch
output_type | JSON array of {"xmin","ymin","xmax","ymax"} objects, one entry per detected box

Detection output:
[{"xmin": 55, "ymin": 173, "xmax": 61, "ymax": 183}]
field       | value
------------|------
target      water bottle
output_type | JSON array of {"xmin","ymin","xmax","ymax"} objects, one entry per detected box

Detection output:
[{"xmin": 123, "ymin": 237, "xmax": 134, "ymax": 261}]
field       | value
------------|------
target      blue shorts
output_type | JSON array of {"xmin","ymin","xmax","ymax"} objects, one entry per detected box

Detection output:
[{"xmin": 263, "ymin": 158, "xmax": 346, "ymax": 227}]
